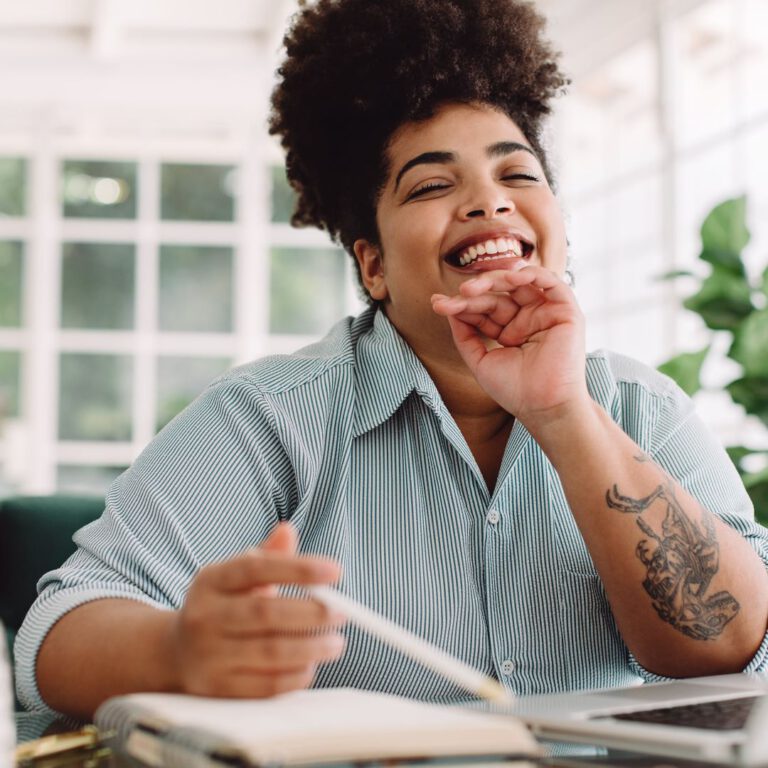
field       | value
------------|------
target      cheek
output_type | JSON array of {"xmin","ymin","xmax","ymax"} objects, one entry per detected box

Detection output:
[
  {"xmin": 378, "ymin": 208, "xmax": 443, "ymax": 266},
  {"xmin": 537, "ymin": 198, "xmax": 569, "ymax": 271}
]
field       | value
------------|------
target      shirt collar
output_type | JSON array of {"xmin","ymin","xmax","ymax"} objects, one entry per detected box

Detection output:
[{"xmin": 353, "ymin": 308, "xmax": 446, "ymax": 437}]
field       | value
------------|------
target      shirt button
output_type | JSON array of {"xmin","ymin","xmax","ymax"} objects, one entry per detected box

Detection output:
[
  {"xmin": 486, "ymin": 509, "xmax": 500, "ymax": 525},
  {"xmin": 501, "ymin": 659, "xmax": 515, "ymax": 676}
]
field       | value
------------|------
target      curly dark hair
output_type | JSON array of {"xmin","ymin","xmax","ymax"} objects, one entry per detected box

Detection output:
[{"xmin": 269, "ymin": 0, "xmax": 568, "ymax": 302}]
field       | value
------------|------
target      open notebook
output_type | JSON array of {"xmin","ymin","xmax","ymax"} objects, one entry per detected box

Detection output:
[{"xmin": 95, "ymin": 687, "xmax": 540, "ymax": 767}]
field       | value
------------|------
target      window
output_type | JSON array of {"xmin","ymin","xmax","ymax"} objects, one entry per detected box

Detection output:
[
  {"xmin": 554, "ymin": 0, "xmax": 768, "ymax": 445},
  {"xmin": 0, "ymin": 151, "xmax": 360, "ymax": 495}
]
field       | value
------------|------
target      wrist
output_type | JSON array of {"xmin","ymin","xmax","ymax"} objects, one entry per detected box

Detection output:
[
  {"xmin": 148, "ymin": 608, "xmax": 183, "ymax": 693},
  {"xmin": 520, "ymin": 395, "xmax": 603, "ymax": 454}
]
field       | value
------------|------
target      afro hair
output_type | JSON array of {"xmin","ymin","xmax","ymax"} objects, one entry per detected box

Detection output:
[{"xmin": 269, "ymin": 0, "xmax": 568, "ymax": 301}]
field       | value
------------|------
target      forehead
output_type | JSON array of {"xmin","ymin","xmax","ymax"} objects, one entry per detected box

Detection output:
[{"xmin": 386, "ymin": 103, "xmax": 530, "ymax": 166}]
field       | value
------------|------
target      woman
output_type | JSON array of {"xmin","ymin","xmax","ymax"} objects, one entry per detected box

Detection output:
[{"xmin": 18, "ymin": 0, "xmax": 768, "ymax": 720}]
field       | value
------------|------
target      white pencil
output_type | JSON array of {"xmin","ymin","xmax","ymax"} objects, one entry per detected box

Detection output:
[{"xmin": 308, "ymin": 585, "xmax": 514, "ymax": 706}]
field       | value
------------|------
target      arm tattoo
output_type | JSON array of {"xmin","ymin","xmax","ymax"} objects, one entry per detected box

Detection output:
[{"xmin": 605, "ymin": 470, "xmax": 740, "ymax": 640}]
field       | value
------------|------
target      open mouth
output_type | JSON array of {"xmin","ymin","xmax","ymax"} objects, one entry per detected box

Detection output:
[{"xmin": 444, "ymin": 235, "xmax": 535, "ymax": 269}]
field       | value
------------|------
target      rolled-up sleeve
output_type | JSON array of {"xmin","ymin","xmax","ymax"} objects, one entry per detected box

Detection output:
[
  {"xmin": 15, "ymin": 377, "xmax": 295, "ymax": 713},
  {"xmin": 626, "ymin": 377, "xmax": 768, "ymax": 681}
]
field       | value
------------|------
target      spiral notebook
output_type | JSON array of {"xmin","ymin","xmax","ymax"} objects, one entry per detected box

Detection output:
[{"xmin": 95, "ymin": 687, "xmax": 539, "ymax": 767}]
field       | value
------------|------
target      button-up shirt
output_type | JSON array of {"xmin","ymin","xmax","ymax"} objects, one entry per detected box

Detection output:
[{"xmin": 16, "ymin": 307, "xmax": 768, "ymax": 713}]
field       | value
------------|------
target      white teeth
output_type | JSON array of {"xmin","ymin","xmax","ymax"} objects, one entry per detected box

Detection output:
[{"xmin": 454, "ymin": 236, "xmax": 529, "ymax": 267}]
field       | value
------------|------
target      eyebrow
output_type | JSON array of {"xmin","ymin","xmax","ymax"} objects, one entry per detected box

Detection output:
[{"xmin": 393, "ymin": 141, "xmax": 537, "ymax": 191}]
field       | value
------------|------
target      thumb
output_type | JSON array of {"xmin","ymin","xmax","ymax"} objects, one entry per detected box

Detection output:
[{"xmin": 260, "ymin": 522, "xmax": 298, "ymax": 555}]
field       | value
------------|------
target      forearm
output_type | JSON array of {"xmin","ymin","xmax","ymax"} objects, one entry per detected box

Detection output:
[
  {"xmin": 36, "ymin": 599, "xmax": 179, "ymax": 720},
  {"xmin": 526, "ymin": 399, "xmax": 768, "ymax": 677}
]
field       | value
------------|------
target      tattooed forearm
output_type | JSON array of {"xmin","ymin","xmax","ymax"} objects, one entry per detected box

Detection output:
[{"xmin": 606, "ymin": 476, "xmax": 740, "ymax": 641}]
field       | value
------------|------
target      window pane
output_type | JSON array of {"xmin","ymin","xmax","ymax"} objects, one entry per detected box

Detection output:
[
  {"xmin": 62, "ymin": 160, "xmax": 137, "ymax": 219},
  {"xmin": 159, "ymin": 245, "xmax": 233, "ymax": 332},
  {"xmin": 160, "ymin": 163, "xmax": 236, "ymax": 222},
  {"xmin": 271, "ymin": 166, "xmax": 296, "ymax": 224},
  {"xmin": 61, "ymin": 242, "xmax": 135, "ymax": 330},
  {"xmin": 59, "ymin": 353, "xmax": 133, "ymax": 441},
  {"xmin": 0, "ymin": 241, "xmax": 23, "ymax": 327},
  {"xmin": 558, "ymin": 40, "xmax": 660, "ymax": 193},
  {"xmin": 270, "ymin": 247, "xmax": 347, "ymax": 334},
  {"xmin": 57, "ymin": 464, "xmax": 126, "ymax": 496},
  {"xmin": 0, "ymin": 350, "xmax": 21, "ymax": 418},
  {"xmin": 0, "ymin": 157, "xmax": 26, "ymax": 216},
  {"xmin": 741, "ymin": 0, "xmax": 768, "ymax": 122},
  {"xmin": 672, "ymin": 0, "xmax": 738, "ymax": 149},
  {"xmin": 156, "ymin": 355, "xmax": 231, "ymax": 432}
]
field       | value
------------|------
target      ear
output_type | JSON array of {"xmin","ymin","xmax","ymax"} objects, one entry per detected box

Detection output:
[{"xmin": 353, "ymin": 239, "xmax": 388, "ymax": 301}]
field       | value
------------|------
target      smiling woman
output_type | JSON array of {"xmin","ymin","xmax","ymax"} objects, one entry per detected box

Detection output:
[{"xmin": 14, "ymin": 0, "xmax": 768, "ymax": 721}]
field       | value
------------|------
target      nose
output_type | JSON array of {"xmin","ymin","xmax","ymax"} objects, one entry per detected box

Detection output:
[{"xmin": 459, "ymin": 181, "xmax": 515, "ymax": 220}]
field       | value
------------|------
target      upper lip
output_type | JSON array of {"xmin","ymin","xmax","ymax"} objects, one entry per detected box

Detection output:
[{"xmin": 441, "ymin": 229, "xmax": 535, "ymax": 262}]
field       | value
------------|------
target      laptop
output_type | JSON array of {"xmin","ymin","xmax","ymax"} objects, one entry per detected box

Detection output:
[{"xmin": 508, "ymin": 673, "xmax": 768, "ymax": 765}]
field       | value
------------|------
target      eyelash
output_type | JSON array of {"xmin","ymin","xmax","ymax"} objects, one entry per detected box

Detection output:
[{"xmin": 407, "ymin": 173, "xmax": 541, "ymax": 201}]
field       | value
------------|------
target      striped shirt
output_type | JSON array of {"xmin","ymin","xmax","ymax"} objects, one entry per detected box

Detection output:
[{"xmin": 16, "ymin": 307, "xmax": 768, "ymax": 713}]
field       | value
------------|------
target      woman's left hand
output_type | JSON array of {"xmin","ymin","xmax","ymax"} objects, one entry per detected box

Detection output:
[{"xmin": 431, "ymin": 265, "xmax": 590, "ymax": 425}]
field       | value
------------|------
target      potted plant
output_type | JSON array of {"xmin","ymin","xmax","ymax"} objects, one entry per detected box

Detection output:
[{"xmin": 658, "ymin": 196, "xmax": 768, "ymax": 525}]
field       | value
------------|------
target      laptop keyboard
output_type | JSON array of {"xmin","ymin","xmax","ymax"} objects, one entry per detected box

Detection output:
[{"xmin": 605, "ymin": 695, "xmax": 762, "ymax": 731}]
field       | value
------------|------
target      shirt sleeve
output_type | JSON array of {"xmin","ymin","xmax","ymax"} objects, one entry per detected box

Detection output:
[
  {"xmin": 14, "ymin": 376, "xmax": 297, "ymax": 714},
  {"xmin": 625, "ymin": 377, "xmax": 768, "ymax": 681}
]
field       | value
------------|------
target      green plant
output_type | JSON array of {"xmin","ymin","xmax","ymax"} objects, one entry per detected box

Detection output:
[{"xmin": 658, "ymin": 196, "xmax": 768, "ymax": 525}]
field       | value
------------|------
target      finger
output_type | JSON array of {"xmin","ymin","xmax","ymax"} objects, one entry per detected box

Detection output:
[
  {"xmin": 446, "ymin": 316, "xmax": 491, "ymax": 373},
  {"xmin": 432, "ymin": 292, "xmax": 520, "ymax": 320},
  {"xmin": 461, "ymin": 266, "xmax": 572, "ymax": 304},
  {"xmin": 247, "ymin": 633, "xmax": 346, "ymax": 671},
  {"xmin": 260, "ymin": 522, "xmax": 298, "ymax": 555},
  {"xmin": 188, "ymin": 664, "xmax": 317, "ymax": 699},
  {"xmin": 447, "ymin": 312, "xmax": 504, "ymax": 340},
  {"xmin": 497, "ymin": 303, "xmax": 577, "ymax": 347},
  {"xmin": 201, "ymin": 550, "xmax": 341, "ymax": 593},
  {"xmin": 227, "ymin": 666, "xmax": 318, "ymax": 699},
  {"xmin": 217, "ymin": 594, "xmax": 347, "ymax": 635}
]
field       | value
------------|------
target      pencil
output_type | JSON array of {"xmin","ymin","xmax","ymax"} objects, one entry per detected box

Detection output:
[{"xmin": 307, "ymin": 585, "xmax": 514, "ymax": 706}]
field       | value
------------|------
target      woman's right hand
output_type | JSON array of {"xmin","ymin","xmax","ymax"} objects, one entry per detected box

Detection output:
[{"xmin": 171, "ymin": 523, "xmax": 346, "ymax": 698}]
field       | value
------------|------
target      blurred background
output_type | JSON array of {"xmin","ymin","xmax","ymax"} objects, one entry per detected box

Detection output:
[{"xmin": 0, "ymin": 0, "xmax": 766, "ymax": 497}]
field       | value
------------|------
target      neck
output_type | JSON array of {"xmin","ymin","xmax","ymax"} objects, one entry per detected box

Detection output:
[
  {"xmin": 396, "ymin": 319, "xmax": 514, "ymax": 438},
  {"xmin": 389, "ymin": 310, "xmax": 514, "ymax": 492}
]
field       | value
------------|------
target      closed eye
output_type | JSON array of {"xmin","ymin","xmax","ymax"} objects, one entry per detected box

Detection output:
[
  {"xmin": 406, "ymin": 182, "xmax": 452, "ymax": 201},
  {"xmin": 502, "ymin": 173, "xmax": 540, "ymax": 183}
]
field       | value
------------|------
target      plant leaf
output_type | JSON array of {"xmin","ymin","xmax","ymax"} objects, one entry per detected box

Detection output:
[
  {"xmin": 725, "ymin": 377, "xmax": 768, "ymax": 427},
  {"xmin": 726, "ymin": 445, "xmax": 759, "ymax": 469},
  {"xmin": 657, "ymin": 346, "xmax": 710, "ymax": 396},
  {"xmin": 699, "ymin": 195, "xmax": 750, "ymax": 273},
  {"xmin": 728, "ymin": 309, "xmax": 768, "ymax": 377},
  {"xmin": 682, "ymin": 264, "xmax": 753, "ymax": 331},
  {"xmin": 762, "ymin": 264, "xmax": 768, "ymax": 299}
]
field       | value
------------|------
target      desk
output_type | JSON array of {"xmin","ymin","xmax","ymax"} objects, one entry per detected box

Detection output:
[{"xmin": 14, "ymin": 712, "xmax": 735, "ymax": 768}]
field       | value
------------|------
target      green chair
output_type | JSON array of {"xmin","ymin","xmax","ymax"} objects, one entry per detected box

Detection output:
[{"xmin": 0, "ymin": 495, "xmax": 104, "ymax": 709}]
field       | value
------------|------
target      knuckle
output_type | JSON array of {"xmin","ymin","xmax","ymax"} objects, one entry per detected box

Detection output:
[
  {"xmin": 252, "ymin": 596, "xmax": 273, "ymax": 627},
  {"xmin": 259, "ymin": 638, "xmax": 281, "ymax": 663}
]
